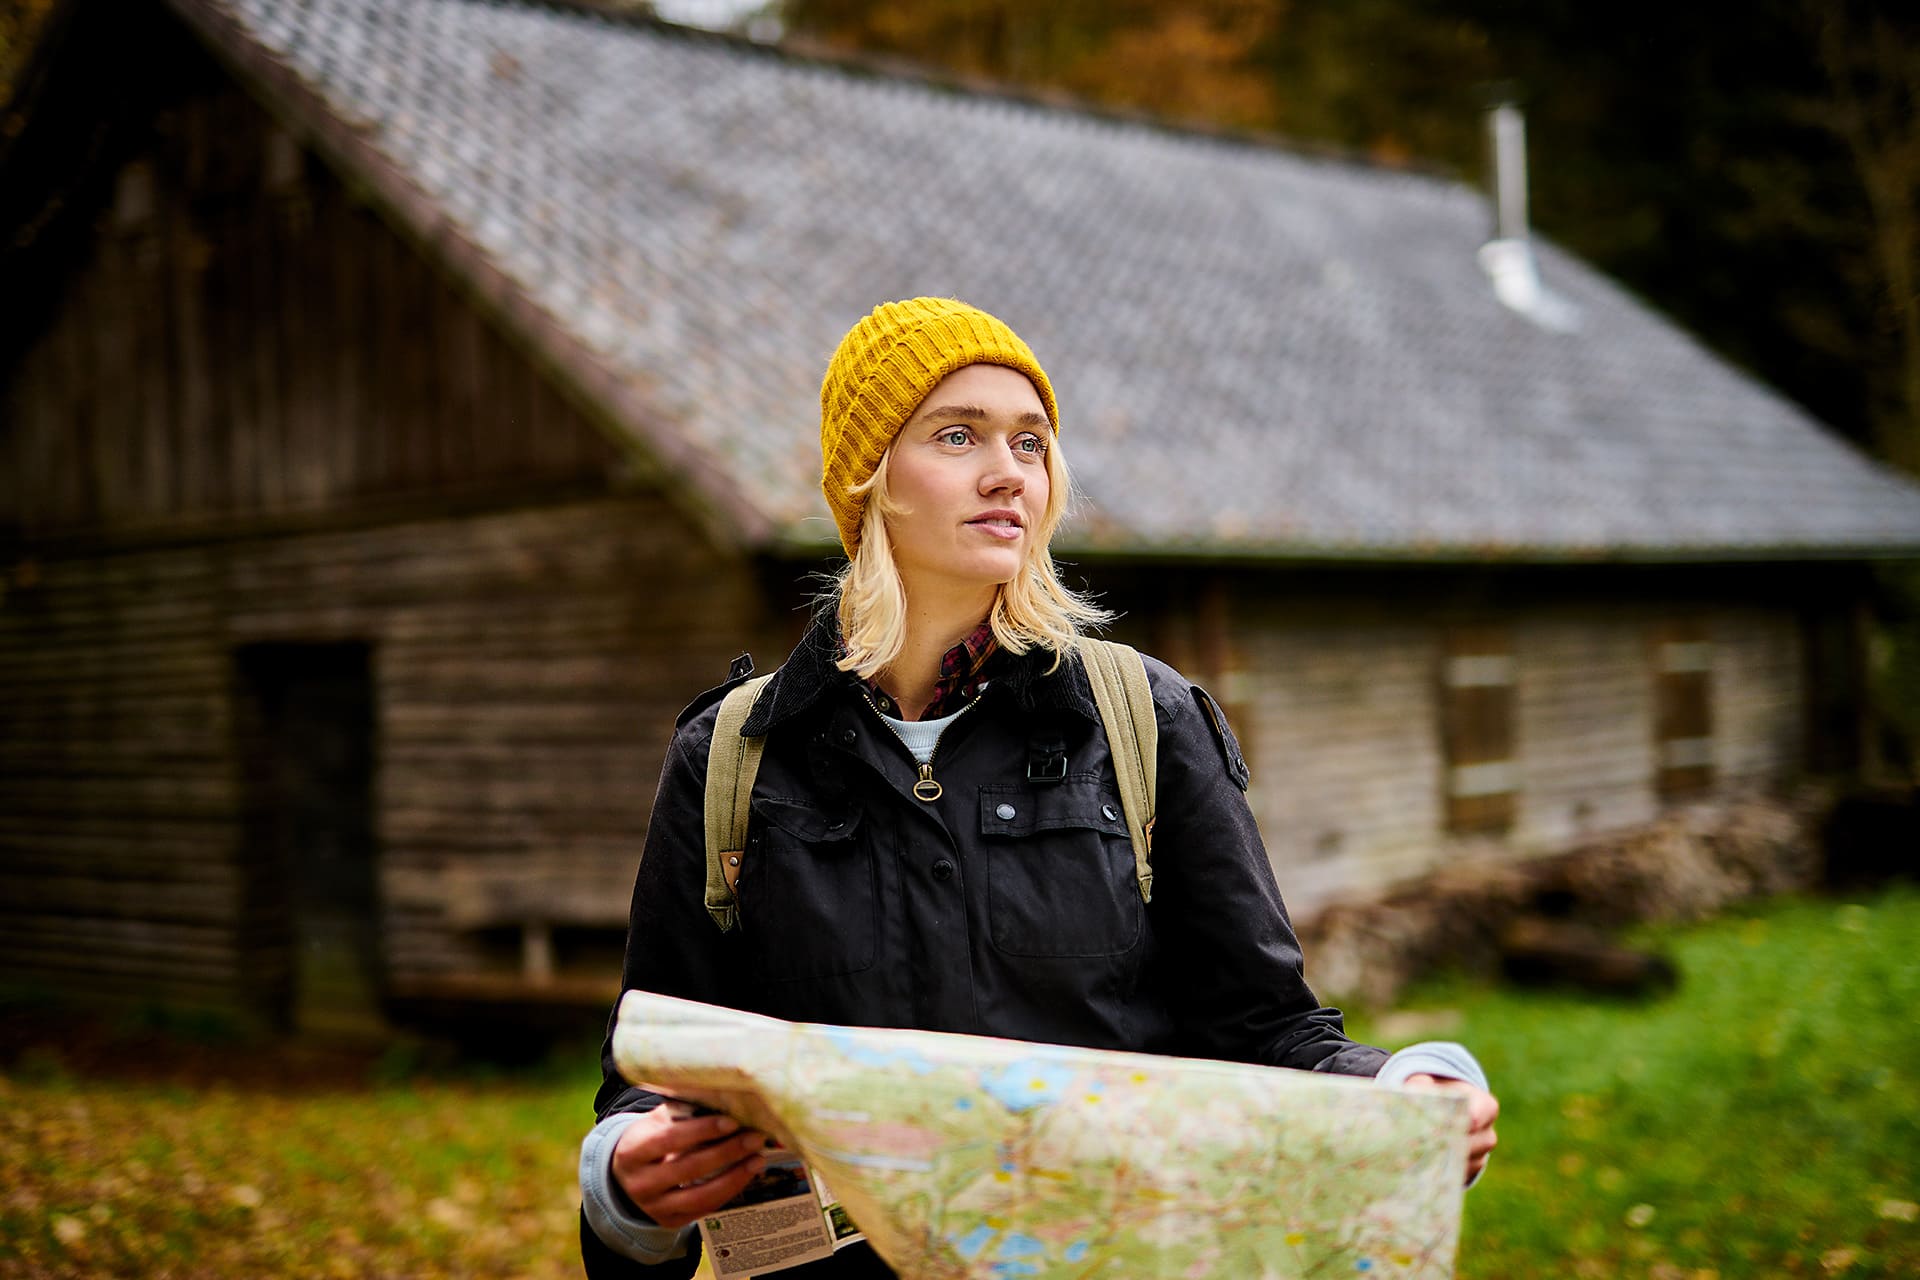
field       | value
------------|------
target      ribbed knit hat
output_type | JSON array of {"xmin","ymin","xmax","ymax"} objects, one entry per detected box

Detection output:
[{"xmin": 820, "ymin": 298, "xmax": 1058, "ymax": 556}]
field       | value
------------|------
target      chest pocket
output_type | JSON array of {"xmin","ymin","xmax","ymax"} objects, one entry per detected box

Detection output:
[
  {"xmin": 738, "ymin": 796, "xmax": 875, "ymax": 981},
  {"xmin": 979, "ymin": 776, "xmax": 1142, "ymax": 958}
]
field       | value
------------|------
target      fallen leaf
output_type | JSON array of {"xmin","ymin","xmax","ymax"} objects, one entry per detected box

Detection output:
[
  {"xmin": 1878, "ymin": 1199, "xmax": 1918, "ymax": 1222},
  {"xmin": 50, "ymin": 1213, "xmax": 85, "ymax": 1246},
  {"xmin": 1820, "ymin": 1245, "xmax": 1859, "ymax": 1274},
  {"xmin": 1626, "ymin": 1203, "xmax": 1657, "ymax": 1228}
]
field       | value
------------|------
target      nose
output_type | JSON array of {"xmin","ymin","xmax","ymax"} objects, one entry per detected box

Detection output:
[{"xmin": 979, "ymin": 439, "xmax": 1026, "ymax": 496}]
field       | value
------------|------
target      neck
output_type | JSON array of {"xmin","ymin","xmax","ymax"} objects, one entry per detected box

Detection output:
[{"xmin": 877, "ymin": 584, "xmax": 996, "ymax": 720}]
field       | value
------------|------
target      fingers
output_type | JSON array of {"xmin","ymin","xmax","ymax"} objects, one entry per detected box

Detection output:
[
  {"xmin": 1465, "ymin": 1147, "xmax": 1493, "ymax": 1183},
  {"xmin": 615, "ymin": 1108, "xmax": 739, "ymax": 1162},
  {"xmin": 1464, "ymin": 1087, "xmax": 1500, "ymax": 1133},
  {"xmin": 610, "ymin": 1108, "xmax": 773, "ymax": 1226},
  {"xmin": 1465, "ymin": 1105, "xmax": 1497, "ymax": 1182},
  {"xmin": 1397, "ymin": 1076, "xmax": 1499, "ymax": 1186},
  {"xmin": 638, "ymin": 1150, "xmax": 771, "ymax": 1229}
]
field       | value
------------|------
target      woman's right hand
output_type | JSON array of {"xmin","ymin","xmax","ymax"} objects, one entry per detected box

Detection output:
[{"xmin": 609, "ymin": 1107, "xmax": 771, "ymax": 1229}]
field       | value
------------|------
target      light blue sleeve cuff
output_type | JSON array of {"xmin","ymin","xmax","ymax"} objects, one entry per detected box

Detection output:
[
  {"xmin": 1376, "ymin": 1040, "xmax": 1488, "ymax": 1092},
  {"xmin": 1376, "ymin": 1041, "xmax": 1491, "ymax": 1188},
  {"xmin": 579, "ymin": 1112, "xmax": 696, "ymax": 1265}
]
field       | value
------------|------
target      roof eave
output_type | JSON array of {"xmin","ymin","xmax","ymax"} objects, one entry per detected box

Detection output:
[{"xmin": 763, "ymin": 528, "xmax": 1920, "ymax": 567}]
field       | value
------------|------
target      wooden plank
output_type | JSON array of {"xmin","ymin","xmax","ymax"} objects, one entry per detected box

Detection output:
[
  {"xmin": 442, "ymin": 275, "xmax": 484, "ymax": 485},
  {"xmin": 0, "ymin": 914, "xmax": 238, "ymax": 958},
  {"xmin": 89, "ymin": 231, "xmax": 136, "ymax": 522},
  {"xmin": 0, "ymin": 841, "xmax": 238, "ymax": 882},
  {"xmin": 0, "ymin": 875, "xmax": 234, "ymax": 922},
  {"xmin": 275, "ymin": 179, "xmax": 330, "ymax": 507},
  {"xmin": 0, "ymin": 774, "xmax": 238, "ymax": 817},
  {"xmin": 133, "ymin": 218, "xmax": 178, "ymax": 519},
  {"xmin": 0, "ymin": 941, "xmax": 238, "ymax": 983},
  {"xmin": 322, "ymin": 191, "xmax": 364, "ymax": 497},
  {"xmin": 0, "ymin": 340, "xmax": 42, "ymax": 525},
  {"xmin": 47, "ymin": 238, "xmax": 93, "ymax": 522}
]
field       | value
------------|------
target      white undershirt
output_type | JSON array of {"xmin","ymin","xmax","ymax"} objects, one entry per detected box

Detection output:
[{"xmin": 880, "ymin": 706, "xmax": 967, "ymax": 764}]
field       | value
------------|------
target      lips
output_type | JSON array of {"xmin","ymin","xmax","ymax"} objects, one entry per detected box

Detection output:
[{"xmin": 965, "ymin": 511, "xmax": 1024, "ymax": 540}]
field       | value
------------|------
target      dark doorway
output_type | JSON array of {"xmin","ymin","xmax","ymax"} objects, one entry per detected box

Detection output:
[{"xmin": 233, "ymin": 643, "xmax": 383, "ymax": 1036}]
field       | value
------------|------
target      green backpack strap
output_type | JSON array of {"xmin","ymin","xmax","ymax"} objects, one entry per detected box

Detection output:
[
  {"xmin": 702, "ymin": 673, "xmax": 774, "ymax": 931},
  {"xmin": 1077, "ymin": 638, "xmax": 1159, "ymax": 903}
]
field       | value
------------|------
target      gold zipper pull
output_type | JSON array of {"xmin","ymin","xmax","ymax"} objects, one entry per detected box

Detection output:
[{"xmin": 912, "ymin": 764, "xmax": 943, "ymax": 802}]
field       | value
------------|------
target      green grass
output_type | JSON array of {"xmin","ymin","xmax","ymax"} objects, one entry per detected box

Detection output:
[
  {"xmin": 1347, "ymin": 885, "xmax": 1920, "ymax": 1278},
  {"xmin": 2, "ymin": 887, "xmax": 1916, "ymax": 1277}
]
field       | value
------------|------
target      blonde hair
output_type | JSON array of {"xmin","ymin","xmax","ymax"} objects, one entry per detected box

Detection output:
[{"xmin": 833, "ymin": 434, "xmax": 1111, "ymax": 680}]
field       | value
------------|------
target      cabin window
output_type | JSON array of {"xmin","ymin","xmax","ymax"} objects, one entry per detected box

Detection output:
[
  {"xmin": 1654, "ymin": 622, "xmax": 1715, "ymax": 798},
  {"xmin": 1439, "ymin": 627, "xmax": 1517, "ymax": 833}
]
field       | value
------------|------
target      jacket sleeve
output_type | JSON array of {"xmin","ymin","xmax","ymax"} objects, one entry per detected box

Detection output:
[
  {"xmin": 583, "ymin": 708, "xmax": 748, "ymax": 1279},
  {"xmin": 593, "ymin": 707, "xmax": 749, "ymax": 1115},
  {"xmin": 1140, "ymin": 658, "xmax": 1389, "ymax": 1078}
]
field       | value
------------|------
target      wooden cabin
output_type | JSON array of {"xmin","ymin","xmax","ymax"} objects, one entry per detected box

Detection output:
[{"xmin": 4, "ymin": 0, "xmax": 1917, "ymax": 1030}]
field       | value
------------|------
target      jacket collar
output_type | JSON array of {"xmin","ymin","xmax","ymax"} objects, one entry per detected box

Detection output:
[{"xmin": 740, "ymin": 604, "xmax": 1099, "ymax": 736}]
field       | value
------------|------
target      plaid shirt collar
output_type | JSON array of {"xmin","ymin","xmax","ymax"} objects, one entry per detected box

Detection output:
[{"xmin": 861, "ymin": 620, "xmax": 997, "ymax": 720}]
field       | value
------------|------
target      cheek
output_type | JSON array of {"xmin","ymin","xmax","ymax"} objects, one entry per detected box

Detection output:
[{"xmin": 1029, "ymin": 464, "xmax": 1053, "ymax": 514}]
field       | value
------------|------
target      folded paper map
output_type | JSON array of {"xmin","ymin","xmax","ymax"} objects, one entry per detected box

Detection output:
[{"xmin": 613, "ymin": 991, "xmax": 1466, "ymax": 1279}]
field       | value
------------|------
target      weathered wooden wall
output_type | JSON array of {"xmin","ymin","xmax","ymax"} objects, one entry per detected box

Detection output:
[
  {"xmin": 0, "ymin": 53, "xmax": 789, "ymax": 1014},
  {"xmin": 0, "ymin": 498, "xmax": 782, "ymax": 1011},
  {"xmin": 1120, "ymin": 584, "xmax": 1808, "ymax": 915},
  {"xmin": 0, "ymin": 63, "xmax": 622, "ymax": 537}
]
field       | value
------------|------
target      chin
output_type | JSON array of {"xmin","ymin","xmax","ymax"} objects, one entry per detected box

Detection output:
[{"xmin": 971, "ymin": 552, "xmax": 1026, "ymax": 586}]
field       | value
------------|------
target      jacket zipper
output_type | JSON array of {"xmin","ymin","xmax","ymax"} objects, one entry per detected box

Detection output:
[{"xmin": 860, "ymin": 691, "xmax": 981, "ymax": 802}]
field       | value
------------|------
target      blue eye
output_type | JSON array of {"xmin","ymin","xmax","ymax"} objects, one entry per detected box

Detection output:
[
  {"xmin": 1015, "ymin": 434, "xmax": 1046, "ymax": 455},
  {"xmin": 942, "ymin": 429, "xmax": 970, "ymax": 446}
]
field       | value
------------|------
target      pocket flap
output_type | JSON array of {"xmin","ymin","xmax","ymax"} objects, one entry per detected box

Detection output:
[
  {"xmin": 979, "ymin": 776, "xmax": 1127, "ymax": 838},
  {"xmin": 751, "ymin": 796, "xmax": 863, "ymax": 842}
]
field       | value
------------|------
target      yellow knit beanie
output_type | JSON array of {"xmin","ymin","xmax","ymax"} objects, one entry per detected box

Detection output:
[{"xmin": 820, "ymin": 297, "xmax": 1058, "ymax": 556}]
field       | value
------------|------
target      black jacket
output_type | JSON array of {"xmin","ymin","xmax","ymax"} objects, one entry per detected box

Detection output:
[{"xmin": 585, "ymin": 613, "xmax": 1389, "ymax": 1277}]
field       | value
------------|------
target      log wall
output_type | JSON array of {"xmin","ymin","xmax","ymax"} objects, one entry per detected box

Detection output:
[
  {"xmin": 1218, "ymin": 596, "xmax": 1805, "ymax": 914},
  {"xmin": 0, "ymin": 51, "xmax": 785, "ymax": 1012},
  {"xmin": 0, "ymin": 497, "xmax": 785, "ymax": 1010},
  {"xmin": 0, "ymin": 65, "xmax": 621, "ymax": 538}
]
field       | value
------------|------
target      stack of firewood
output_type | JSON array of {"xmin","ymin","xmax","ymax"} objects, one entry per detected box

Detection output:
[{"xmin": 1299, "ymin": 789, "xmax": 1826, "ymax": 1007}]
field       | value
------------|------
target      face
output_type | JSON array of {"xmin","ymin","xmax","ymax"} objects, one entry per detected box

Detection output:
[{"xmin": 882, "ymin": 363, "xmax": 1054, "ymax": 604}]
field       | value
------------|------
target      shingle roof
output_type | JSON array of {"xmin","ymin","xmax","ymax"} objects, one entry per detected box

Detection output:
[{"xmin": 177, "ymin": 0, "xmax": 1920, "ymax": 560}]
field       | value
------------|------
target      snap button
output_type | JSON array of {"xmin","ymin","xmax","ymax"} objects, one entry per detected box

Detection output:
[
  {"xmin": 827, "ymin": 820, "xmax": 844, "ymax": 832},
  {"xmin": 995, "ymin": 803, "xmax": 1017, "ymax": 820},
  {"xmin": 931, "ymin": 859, "xmax": 955, "ymax": 882},
  {"xmin": 1102, "ymin": 804, "xmax": 1119, "ymax": 822},
  {"xmin": 839, "ymin": 728, "xmax": 857, "ymax": 745}
]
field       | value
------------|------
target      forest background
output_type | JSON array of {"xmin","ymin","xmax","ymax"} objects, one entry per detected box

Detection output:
[{"xmin": 4, "ymin": 0, "xmax": 1919, "ymax": 759}]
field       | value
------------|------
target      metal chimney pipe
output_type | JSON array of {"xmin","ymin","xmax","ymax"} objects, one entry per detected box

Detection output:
[
  {"xmin": 1489, "ymin": 101, "xmax": 1528, "ymax": 242},
  {"xmin": 1478, "ymin": 97, "xmax": 1580, "ymax": 332}
]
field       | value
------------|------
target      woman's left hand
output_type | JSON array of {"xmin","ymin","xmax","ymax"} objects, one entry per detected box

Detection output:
[{"xmin": 1401, "ymin": 1074, "xmax": 1499, "ymax": 1185}]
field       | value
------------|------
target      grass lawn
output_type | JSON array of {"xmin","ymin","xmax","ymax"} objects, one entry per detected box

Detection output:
[
  {"xmin": 1347, "ymin": 884, "xmax": 1920, "ymax": 1279},
  {"xmin": 2, "ymin": 885, "xmax": 1916, "ymax": 1277}
]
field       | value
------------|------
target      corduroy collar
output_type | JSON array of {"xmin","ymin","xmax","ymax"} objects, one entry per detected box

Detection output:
[{"xmin": 739, "ymin": 605, "xmax": 1099, "ymax": 737}]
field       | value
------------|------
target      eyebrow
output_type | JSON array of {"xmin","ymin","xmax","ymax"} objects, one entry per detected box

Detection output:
[{"xmin": 917, "ymin": 404, "xmax": 1049, "ymax": 429}]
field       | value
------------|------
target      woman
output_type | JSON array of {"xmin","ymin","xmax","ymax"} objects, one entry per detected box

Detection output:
[{"xmin": 580, "ymin": 299, "xmax": 1498, "ymax": 1278}]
